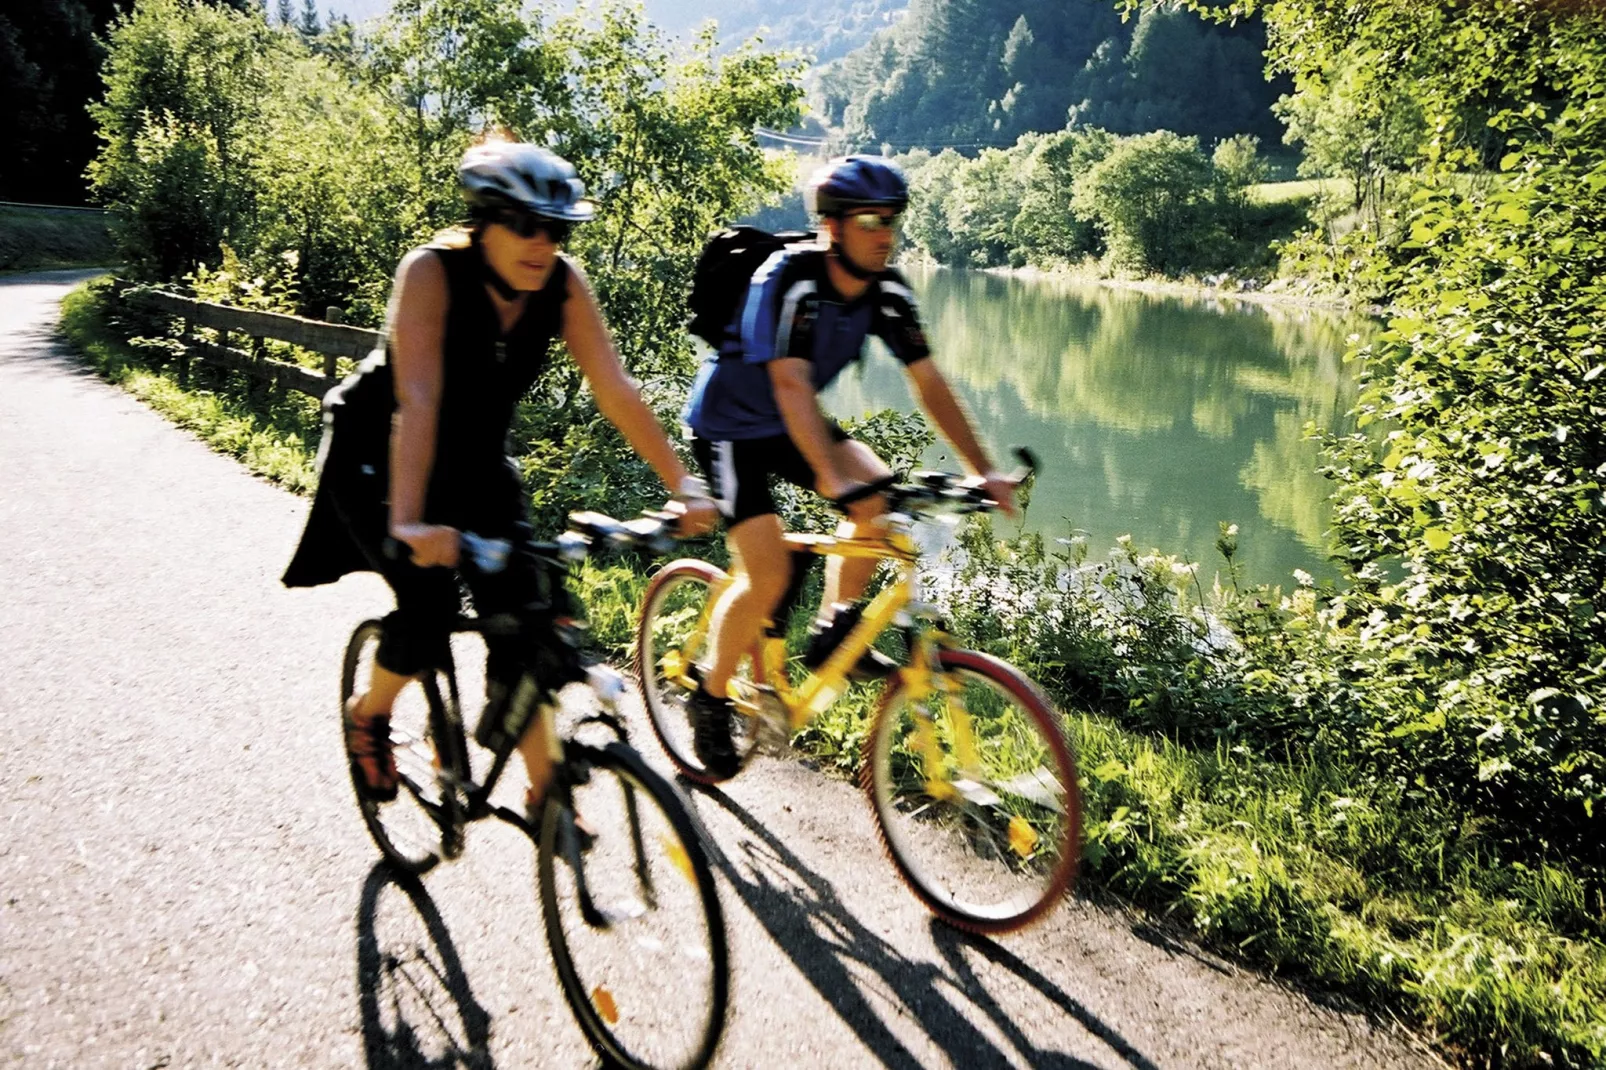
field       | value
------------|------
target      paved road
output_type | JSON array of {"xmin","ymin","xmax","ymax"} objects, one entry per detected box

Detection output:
[{"xmin": 0, "ymin": 271, "xmax": 1438, "ymax": 1069}]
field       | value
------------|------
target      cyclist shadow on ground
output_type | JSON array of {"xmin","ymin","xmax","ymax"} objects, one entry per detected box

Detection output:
[
  {"xmin": 354, "ymin": 862, "xmax": 495, "ymax": 1070},
  {"xmin": 684, "ymin": 782, "xmax": 1157, "ymax": 1070},
  {"xmin": 929, "ymin": 920, "xmax": 1162, "ymax": 1070}
]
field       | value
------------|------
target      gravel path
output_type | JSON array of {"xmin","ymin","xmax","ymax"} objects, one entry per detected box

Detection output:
[{"xmin": 0, "ymin": 270, "xmax": 1439, "ymax": 1069}]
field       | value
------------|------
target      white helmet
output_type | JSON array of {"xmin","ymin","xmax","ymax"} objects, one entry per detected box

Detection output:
[{"xmin": 458, "ymin": 142, "xmax": 595, "ymax": 222}]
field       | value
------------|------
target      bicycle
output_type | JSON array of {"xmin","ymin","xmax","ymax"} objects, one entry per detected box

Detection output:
[
  {"xmin": 629, "ymin": 449, "xmax": 1082, "ymax": 935},
  {"xmin": 340, "ymin": 515, "xmax": 728, "ymax": 1070}
]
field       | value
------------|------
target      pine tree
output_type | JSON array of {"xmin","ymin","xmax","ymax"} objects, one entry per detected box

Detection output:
[
  {"xmin": 298, "ymin": 0, "xmax": 319, "ymax": 37},
  {"xmin": 275, "ymin": 0, "xmax": 293, "ymax": 28}
]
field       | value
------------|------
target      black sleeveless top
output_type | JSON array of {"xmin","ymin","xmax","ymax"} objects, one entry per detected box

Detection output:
[{"xmin": 282, "ymin": 244, "xmax": 571, "ymax": 587}]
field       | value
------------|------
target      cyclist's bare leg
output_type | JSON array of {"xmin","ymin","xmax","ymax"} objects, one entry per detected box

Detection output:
[
  {"xmin": 518, "ymin": 707, "xmax": 557, "ymax": 808},
  {"xmin": 703, "ymin": 514, "xmax": 791, "ymax": 699},
  {"xmin": 347, "ymin": 663, "xmax": 413, "ymax": 792},
  {"xmin": 348, "ymin": 663, "xmax": 411, "ymax": 720},
  {"xmin": 820, "ymin": 439, "xmax": 891, "ymax": 608}
]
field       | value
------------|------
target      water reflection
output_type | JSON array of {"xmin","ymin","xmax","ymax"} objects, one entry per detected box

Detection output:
[{"xmin": 821, "ymin": 266, "xmax": 1373, "ymax": 585}]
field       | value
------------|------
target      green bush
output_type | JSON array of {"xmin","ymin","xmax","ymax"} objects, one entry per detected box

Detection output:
[{"xmin": 1070, "ymin": 129, "xmax": 1220, "ymax": 273}]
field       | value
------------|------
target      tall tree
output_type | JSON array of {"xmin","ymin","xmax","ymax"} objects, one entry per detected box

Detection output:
[{"xmin": 0, "ymin": 0, "xmax": 121, "ymax": 204}]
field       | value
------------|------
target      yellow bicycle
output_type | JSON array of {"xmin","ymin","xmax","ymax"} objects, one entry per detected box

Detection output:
[{"xmin": 631, "ymin": 452, "xmax": 1081, "ymax": 933}]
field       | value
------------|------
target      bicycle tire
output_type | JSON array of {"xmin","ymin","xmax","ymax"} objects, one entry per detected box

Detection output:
[
  {"xmin": 340, "ymin": 620, "xmax": 463, "ymax": 874},
  {"xmin": 635, "ymin": 559, "xmax": 764, "ymax": 785},
  {"xmin": 538, "ymin": 741, "xmax": 729, "ymax": 1070},
  {"xmin": 863, "ymin": 648, "xmax": 1081, "ymax": 933}
]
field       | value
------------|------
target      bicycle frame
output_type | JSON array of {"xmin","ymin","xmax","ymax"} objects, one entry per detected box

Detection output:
[{"xmin": 662, "ymin": 520, "xmax": 989, "ymax": 793}]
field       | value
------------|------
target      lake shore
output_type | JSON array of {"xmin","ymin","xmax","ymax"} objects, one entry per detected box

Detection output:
[{"xmin": 902, "ymin": 256, "xmax": 1377, "ymax": 316}]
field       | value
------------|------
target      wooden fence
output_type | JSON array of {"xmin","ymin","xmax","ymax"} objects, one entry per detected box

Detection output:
[{"xmin": 124, "ymin": 285, "xmax": 381, "ymax": 397}]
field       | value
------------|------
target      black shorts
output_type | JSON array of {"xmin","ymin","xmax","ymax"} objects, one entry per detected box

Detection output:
[{"xmin": 691, "ymin": 422, "xmax": 851, "ymax": 525}]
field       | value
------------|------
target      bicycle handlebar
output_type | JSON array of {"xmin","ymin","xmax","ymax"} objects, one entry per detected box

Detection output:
[
  {"xmin": 384, "ymin": 445, "xmax": 1037, "ymax": 575},
  {"xmin": 833, "ymin": 445, "xmax": 1038, "ymax": 517},
  {"xmin": 381, "ymin": 510, "xmax": 679, "ymax": 576}
]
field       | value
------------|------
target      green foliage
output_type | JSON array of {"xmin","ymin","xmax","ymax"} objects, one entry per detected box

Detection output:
[
  {"xmin": 817, "ymin": 0, "xmax": 1280, "ymax": 152},
  {"xmin": 1067, "ymin": 2, "xmax": 1282, "ymax": 147},
  {"xmin": 647, "ymin": 0, "xmax": 907, "ymax": 63},
  {"xmin": 1211, "ymin": 134, "xmax": 1268, "ymax": 237},
  {"xmin": 1009, "ymin": 127, "xmax": 1114, "ymax": 263},
  {"xmin": 0, "ymin": 0, "xmax": 121, "ymax": 204},
  {"xmin": 58, "ymin": 279, "xmax": 323, "ymax": 492},
  {"xmin": 926, "ymin": 517, "xmax": 1606, "ymax": 1066},
  {"xmin": 1274, "ymin": 55, "xmax": 1424, "ymax": 220},
  {"xmin": 894, "ymin": 123, "xmax": 1299, "ymax": 274},
  {"xmin": 90, "ymin": 0, "xmax": 803, "ymax": 525},
  {"xmin": 89, "ymin": 0, "xmax": 288, "ymax": 279},
  {"xmin": 1123, "ymin": 0, "xmax": 1606, "ymax": 873},
  {"xmin": 1070, "ymin": 130, "xmax": 1217, "ymax": 273}
]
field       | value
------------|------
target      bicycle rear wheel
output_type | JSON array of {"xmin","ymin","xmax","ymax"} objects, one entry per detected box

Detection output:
[
  {"xmin": 636, "ymin": 560, "xmax": 763, "ymax": 784},
  {"xmin": 539, "ymin": 741, "xmax": 728, "ymax": 1070},
  {"xmin": 341, "ymin": 620, "xmax": 464, "ymax": 875},
  {"xmin": 864, "ymin": 649, "xmax": 1081, "ymax": 933}
]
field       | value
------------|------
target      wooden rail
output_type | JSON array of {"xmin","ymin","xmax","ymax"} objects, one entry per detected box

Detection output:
[{"xmin": 125, "ymin": 286, "xmax": 381, "ymax": 396}]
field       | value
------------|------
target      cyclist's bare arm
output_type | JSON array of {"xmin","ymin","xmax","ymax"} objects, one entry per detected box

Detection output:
[
  {"xmin": 770, "ymin": 357, "xmax": 852, "ymax": 501},
  {"xmin": 904, "ymin": 358, "xmax": 1017, "ymax": 517},
  {"xmin": 387, "ymin": 248, "xmax": 459, "ymax": 566},
  {"xmin": 562, "ymin": 263, "xmax": 717, "ymax": 535}
]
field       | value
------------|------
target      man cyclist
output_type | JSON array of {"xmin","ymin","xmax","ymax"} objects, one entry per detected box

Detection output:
[{"xmin": 681, "ymin": 154, "xmax": 1016, "ymax": 778}]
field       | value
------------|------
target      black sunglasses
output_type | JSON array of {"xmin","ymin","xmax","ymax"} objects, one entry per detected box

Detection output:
[{"xmin": 490, "ymin": 209, "xmax": 572, "ymax": 244}]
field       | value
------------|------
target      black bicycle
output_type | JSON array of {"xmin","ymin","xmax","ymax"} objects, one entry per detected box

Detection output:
[{"xmin": 339, "ymin": 513, "xmax": 728, "ymax": 1070}]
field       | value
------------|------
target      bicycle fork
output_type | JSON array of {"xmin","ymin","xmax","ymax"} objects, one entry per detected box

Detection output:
[{"xmin": 559, "ymin": 664, "xmax": 723, "ymax": 930}]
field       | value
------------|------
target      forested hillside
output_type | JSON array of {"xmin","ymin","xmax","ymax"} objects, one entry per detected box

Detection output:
[
  {"xmin": 642, "ymin": 0, "xmax": 907, "ymax": 61},
  {"xmin": 815, "ymin": 0, "xmax": 1282, "ymax": 150}
]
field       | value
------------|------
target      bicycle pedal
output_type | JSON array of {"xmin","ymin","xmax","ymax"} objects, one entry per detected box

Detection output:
[
  {"xmin": 441, "ymin": 825, "xmax": 465, "ymax": 860},
  {"xmin": 736, "ymin": 687, "xmax": 791, "ymax": 755},
  {"xmin": 947, "ymin": 777, "xmax": 1002, "ymax": 808},
  {"xmin": 556, "ymin": 809, "xmax": 598, "ymax": 858},
  {"xmin": 592, "ymin": 898, "xmax": 648, "ymax": 930}
]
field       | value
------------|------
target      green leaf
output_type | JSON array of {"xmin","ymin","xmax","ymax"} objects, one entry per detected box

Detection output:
[{"xmin": 1423, "ymin": 528, "xmax": 1453, "ymax": 551}]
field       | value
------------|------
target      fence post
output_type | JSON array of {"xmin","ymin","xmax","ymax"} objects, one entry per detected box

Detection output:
[
  {"xmin": 324, "ymin": 306, "xmax": 343, "ymax": 380},
  {"xmin": 178, "ymin": 318, "xmax": 191, "ymax": 388},
  {"xmin": 251, "ymin": 334, "xmax": 269, "ymax": 401}
]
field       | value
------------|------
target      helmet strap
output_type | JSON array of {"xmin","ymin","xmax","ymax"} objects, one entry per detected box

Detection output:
[{"xmin": 470, "ymin": 228, "xmax": 521, "ymax": 301}]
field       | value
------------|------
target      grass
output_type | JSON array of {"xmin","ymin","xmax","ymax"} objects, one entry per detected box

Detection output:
[
  {"xmin": 1250, "ymin": 178, "xmax": 1331, "ymax": 204},
  {"xmin": 58, "ymin": 281, "xmax": 322, "ymax": 493},
  {"xmin": 1, "ymin": 206, "xmax": 117, "ymax": 271},
  {"xmin": 57, "ymin": 279, "xmax": 1606, "ymax": 1068}
]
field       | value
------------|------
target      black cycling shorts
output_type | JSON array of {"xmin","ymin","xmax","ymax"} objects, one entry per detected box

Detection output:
[{"xmin": 691, "ymin": 422, "xmax": 851, "ymax": 525}]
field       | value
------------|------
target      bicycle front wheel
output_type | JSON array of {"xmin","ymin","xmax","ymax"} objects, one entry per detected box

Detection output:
[
  {"xmin": 539, "ymin": 741, "xmax": 729, "ymax": 1070},
  {"xmin": 341, "ymin": 620, "xmax": 463, "ymax": 875},
  {"xmin": 636, "ymin": 559, "xmax": 763, "ymax": 784},
  {"xmin": 864, "ymin": 649, "xmax": 1081, "ymax": 933}
]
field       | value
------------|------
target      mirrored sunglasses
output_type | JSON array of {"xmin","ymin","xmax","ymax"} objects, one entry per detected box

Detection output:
[
  {"xmin": 494, "ymin": 210, "xmax": 572, "ymax": 244},
  {"xmin": 848, "ymin": 211, "xmax": 902, "ymax": 233}
]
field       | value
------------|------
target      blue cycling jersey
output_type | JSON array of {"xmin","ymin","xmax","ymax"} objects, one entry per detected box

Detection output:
[{"xmin": 683, "ymin": 246, "xmax": 931, "ymax": 440}]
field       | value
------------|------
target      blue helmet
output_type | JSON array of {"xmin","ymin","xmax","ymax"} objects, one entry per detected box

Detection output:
[{"xmin": 805, "ymin": 155, "xmax": 909, "ymax": 217}]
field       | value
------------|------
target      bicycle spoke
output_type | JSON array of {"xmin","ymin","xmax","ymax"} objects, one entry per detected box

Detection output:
[
  {"xmin": 866, "ymin": 651, "xmax": 1080, "ymax": 932},
  {"xmin": 342, "ymin": 621, "xmax": 453, "ymax": 874},
  {"xmin": 638, "ymin": 562, "xmax": 761, "ymax": 782},
  {"xmin": 541, "ymin": 746, "xmax": 727, "ymax": 1070}
]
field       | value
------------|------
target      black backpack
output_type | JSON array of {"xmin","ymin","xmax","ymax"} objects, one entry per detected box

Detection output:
[{"xmin": 686, "ymin": 226, "xmax": 815, "ymax": 348}]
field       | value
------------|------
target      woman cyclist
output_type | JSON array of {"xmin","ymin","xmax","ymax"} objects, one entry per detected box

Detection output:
[{"xmin": 282, "ymin": 140, "xmax": 717, "ymax": 806}]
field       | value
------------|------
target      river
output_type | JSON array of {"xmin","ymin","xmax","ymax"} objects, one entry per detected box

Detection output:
[{"xmin": 820, "ymin": 266, "xmax": 1375, "ymax": 586}]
